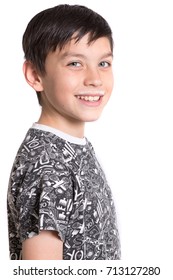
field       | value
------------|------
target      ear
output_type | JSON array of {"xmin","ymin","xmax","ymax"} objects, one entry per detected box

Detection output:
[{"xmin": 23, "ymin": 61, "xmax": 44, "ymax": 92}]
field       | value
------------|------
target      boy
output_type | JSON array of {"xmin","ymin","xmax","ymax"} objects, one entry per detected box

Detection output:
[{"xmin": 7, "ymin": 4, "xmax": 121, "ymax": 260}]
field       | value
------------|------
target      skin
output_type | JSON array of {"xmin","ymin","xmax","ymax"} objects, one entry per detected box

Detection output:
[
  {"xmin": 23, "ymin": 34, "xmax": 114, "ymax": 138},
  {"xmin": 22, "ymin": 231, "xmax": 63, "ymax": 260},
  {"xmin": 22, "ymin": 34, "xmax": 114, "ymax": 260}
]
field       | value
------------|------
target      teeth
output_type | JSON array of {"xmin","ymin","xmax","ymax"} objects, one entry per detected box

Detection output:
[{"xmin": 77, "ymin": 96, "xmax": 101, "ymax": 102}]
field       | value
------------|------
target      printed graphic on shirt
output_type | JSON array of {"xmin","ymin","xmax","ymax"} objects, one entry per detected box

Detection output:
[{"xmin": 7, "ymin": 127, "xmax": 121, "ymax": 260}]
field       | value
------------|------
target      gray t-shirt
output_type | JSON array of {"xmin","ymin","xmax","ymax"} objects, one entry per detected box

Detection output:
[{"xmin": 7, "ymin": 123, "xmax": 120, "ymax": 260}]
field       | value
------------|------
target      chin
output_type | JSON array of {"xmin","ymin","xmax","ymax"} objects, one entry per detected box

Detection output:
[{"xmin": 83, "ymin": 114, "xmax": 102, "ymax": 123}]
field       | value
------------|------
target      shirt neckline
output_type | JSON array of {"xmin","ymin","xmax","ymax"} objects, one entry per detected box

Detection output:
[{"xmin": 32, "ymin": 123, "xmax": 87, "ymax": 145}]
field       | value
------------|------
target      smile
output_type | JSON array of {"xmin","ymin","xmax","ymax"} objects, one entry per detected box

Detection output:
[{"xmin": 76, "ymin": 95, "xmax": 102, "ymax": 102}]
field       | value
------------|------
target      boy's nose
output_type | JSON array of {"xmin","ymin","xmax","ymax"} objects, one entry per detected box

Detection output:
[{"xmin": 84, "ymin": 68, "xmax": 102, "ymax": 87}]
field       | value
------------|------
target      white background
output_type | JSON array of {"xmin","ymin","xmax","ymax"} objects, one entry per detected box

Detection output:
[{"xmin": 0, "ymin": 0, "xmax": 173, "ymax": 268}]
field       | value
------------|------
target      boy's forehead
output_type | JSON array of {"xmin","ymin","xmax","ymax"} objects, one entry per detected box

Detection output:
[{"xmin": 55, "ymin": 34, "xmax": 112, "ymax": 56}]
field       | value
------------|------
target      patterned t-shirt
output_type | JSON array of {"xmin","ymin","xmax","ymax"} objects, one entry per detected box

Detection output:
[{"xmin": 7, "ymin": 123, "xmax": 121, "ymax": 260}]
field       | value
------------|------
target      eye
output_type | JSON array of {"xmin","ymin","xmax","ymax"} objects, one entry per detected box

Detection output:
[
  {"xmin": 99, "ymin": 61, "xmax": 111, "ymax": 68},
  {"xmin": 67, "ymin": 61, "xmax": 82, "ymax": 67}
]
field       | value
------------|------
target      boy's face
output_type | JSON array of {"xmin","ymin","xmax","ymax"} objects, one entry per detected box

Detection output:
[{"xmin": 36, "ymin": 34, "xmax": 114, "ymax": 135}]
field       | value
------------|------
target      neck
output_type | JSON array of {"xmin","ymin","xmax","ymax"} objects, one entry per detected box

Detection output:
[{"xmin": 37, "ymin": 111, "xmax": 85, "ymax": 138}]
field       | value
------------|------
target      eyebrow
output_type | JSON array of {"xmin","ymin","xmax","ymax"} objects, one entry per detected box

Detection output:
[{"xmin": 60, "ymin": 51, "xmax": 113, "ymax": 60}]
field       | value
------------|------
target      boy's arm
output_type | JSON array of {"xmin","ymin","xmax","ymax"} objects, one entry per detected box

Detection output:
[{"xmin": 22, "ymin": 230, "xmax": 63, "ymax": 260}]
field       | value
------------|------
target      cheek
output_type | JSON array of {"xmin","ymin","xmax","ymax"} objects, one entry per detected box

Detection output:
[
  {"xmin": 50, "ymin": 77, "xmax": 78, "ymax": 104},
  {"xmin": 57, "ymin": 72, "xmax": 80, "ymax": 91},
  {"xmin": 106, "ymin": 76, "xmax": 114, "ymax": 94},
  {"xmin": 103, "ymin": 72, "xmax": 114, "ymax": 90}
]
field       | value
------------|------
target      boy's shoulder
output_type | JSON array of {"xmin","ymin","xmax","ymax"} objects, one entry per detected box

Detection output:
[
  {"xmin": 22, "ymin": 126, "xmax": 65, "ymax": 151},
  {"xmin": 17, "ymin": 124, "xmax": 93, "ymax": 164},
  {"xmin": 17, "ymin": 126, "xmax": 68, "ymax": 166}
]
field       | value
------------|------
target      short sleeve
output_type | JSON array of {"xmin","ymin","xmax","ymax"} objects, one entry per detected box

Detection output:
[{"xmin": 17, "ymin": 162, "xmax": 74, "ymax": 242}]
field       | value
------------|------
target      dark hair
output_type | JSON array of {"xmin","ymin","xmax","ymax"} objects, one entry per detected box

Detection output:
[{"xmin": 22, "ymin": 4, "xmax": 113, "ymax": 103}]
